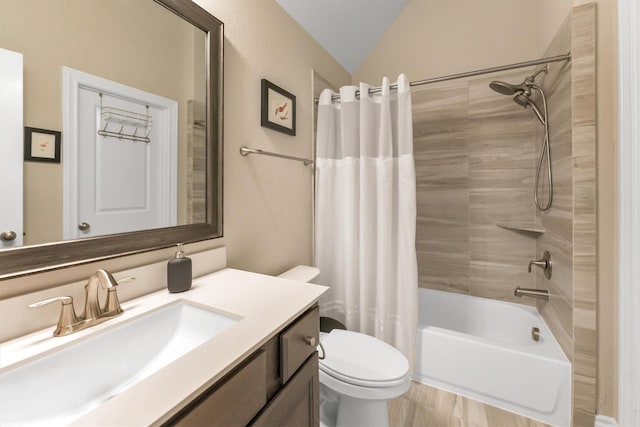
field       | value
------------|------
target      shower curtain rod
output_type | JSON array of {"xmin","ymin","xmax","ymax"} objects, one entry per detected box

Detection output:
[{"xmin": 325, "ymin": 53, "xmax": 571, "ymax": 102}]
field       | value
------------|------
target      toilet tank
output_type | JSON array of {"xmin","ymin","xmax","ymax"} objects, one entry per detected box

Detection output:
[
  {"xmin": 278, "ymin": 265, "xmax": 320, "ymax": 283},
  {"xmin": 279, "ymin": 266, "xmax": 346, "ymax": 333}
]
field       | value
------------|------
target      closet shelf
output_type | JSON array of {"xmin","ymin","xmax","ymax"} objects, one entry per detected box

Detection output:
[{"xmin": 495, "ymin": 222, "xmax": 545, "ymax": 235}]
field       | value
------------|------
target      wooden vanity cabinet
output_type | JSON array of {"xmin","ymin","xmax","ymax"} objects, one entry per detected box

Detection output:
[
  {"xmin": 251, "ymin": 354, "xmax": 318, "ymax": 427},
  {"xmin": 166, "ymin": 305, "xmax": 320, "ymax": 427}
]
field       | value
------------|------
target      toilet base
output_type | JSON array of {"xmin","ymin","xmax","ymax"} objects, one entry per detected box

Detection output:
[
  {"xmin": 320, "ymin": 384, "xmax": 390, "ymax": 427},
  {"xmin": 337, "ymin": 396, "xmax": 389, "ymax": 427}
]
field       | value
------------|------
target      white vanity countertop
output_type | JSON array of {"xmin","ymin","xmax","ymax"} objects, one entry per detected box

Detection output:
[{"xmin": 0, "ymin": 268, "xmax": 327, "ymax": 426}]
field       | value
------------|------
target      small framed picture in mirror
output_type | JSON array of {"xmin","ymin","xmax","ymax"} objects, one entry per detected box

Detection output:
[
  {"xmin": 24, "ymin": 127, "xmax": 61, "ymax": 163},
  {"xmin": 261, "ymin": 79, "xmax": 296, "ymax": 136}
]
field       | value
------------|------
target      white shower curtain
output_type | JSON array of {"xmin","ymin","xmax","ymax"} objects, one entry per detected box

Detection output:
[{"xmin": 314, "ymin": 74, "xmax": 418, "ymax": 367}]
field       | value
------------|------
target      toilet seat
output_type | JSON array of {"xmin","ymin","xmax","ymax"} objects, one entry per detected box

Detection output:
[{"xmin": 319, "ymin": 330, "xmax": 409, "ymax": 388}]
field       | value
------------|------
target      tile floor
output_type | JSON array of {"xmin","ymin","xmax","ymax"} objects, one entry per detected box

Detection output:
[{"xmin": 388, "ymin": 381, "xmax": 550, "ymax": 427}]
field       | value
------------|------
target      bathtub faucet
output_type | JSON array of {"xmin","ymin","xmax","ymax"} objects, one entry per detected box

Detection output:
[
  {"xmin": 514, "ymin": 287, "xmax": 550, "ymax": 301},
  {"xmin": 528, "ymin": 250, "xmax": 552, "ymax": 279}
]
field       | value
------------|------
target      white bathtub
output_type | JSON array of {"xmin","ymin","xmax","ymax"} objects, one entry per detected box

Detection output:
[{"xmin": 414, "ymin": 288, "xmax": 571, "ymax": 426}]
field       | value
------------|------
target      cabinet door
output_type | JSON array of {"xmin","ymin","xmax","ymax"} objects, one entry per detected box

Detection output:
[
  {"xmin": 169, "ymin": 350, "xmax": 267, "ymax": 427},
  {"xmin": 251, "ymin": 354, "xmax": 319, "ymax": 427}
]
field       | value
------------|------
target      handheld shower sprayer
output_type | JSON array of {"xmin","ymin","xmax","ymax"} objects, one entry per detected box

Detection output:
[
  {"xmin": 489, "ymin": 66, "xmax": 548, "ymax": 122},
  {"xmin": 514, "ymin": 87, "xmax": 546, "ymax": 125},
  {"xmin": 489, "ymin": 66, "xmax": 553, "ymax": 212}
]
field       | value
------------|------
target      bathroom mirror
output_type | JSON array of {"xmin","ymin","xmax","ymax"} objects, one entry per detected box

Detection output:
[{"xmin": 0, "ymin": 0, "xmax": 223, "ymax": 279}]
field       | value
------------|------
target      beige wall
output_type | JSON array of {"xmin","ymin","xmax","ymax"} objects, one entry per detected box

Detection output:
[
  {"xmin": 192, "ymin": 0, "xmax": 350, "ymax": 275},
  {"xmin": 0, "ymin": 0, "xmax": 348, "ymax": 276},
  {"xmin": 352, "ymin": 0, "xmax": 579, "ymax": 86},
  {"xmin": 353, "ymin": 0, "xmax": 576, "ymax": 86},
  {"xmin": 353, "ymin": 0, "xmax": 542, "ymax": 85},
  {"xmin": 536, "ymin": 0, "xmax": 574, "ymax": 56},
  {"xmin": 0, "ymin": 0, "xmax": 200, "ymax": 244},
  {"xmin": 0, "ymin": 2, "xmax": 348, "ymax": 294}
]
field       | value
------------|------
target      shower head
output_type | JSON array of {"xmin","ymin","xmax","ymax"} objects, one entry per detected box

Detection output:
[
  {"xmin": 490, "ymin": 74, "xmax": 547, "ymax": 126},
  {"xmin": 489, "ymin": 66, "xmax": 548, "ymax": 97},
  {"xmin": 489, "ymin": 80, "xmax": 526, "ymax": 96}
]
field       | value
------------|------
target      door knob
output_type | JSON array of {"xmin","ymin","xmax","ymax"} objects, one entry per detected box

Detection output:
[
  {"xmin": 0, "ymin": 231, "xmax": 17, "ymax": 241},
  {"xmin": 78, "ymin": 222, "xmax": 91, "ymax": 231}
]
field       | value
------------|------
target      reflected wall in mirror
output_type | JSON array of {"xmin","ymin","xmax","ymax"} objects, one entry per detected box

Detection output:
[
  {"xmin": 0, "ymin": 0, "xmax": 223, "ymax": 279},
  {"xmin": 2, "ymin": 0, "xmax": 205, "ymax": 246}
]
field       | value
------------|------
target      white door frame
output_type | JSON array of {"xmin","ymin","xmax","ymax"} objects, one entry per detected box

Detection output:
[
  {"xmin": 62, "ymin": 67, "xmax": 178, "ymax": 239},
  {"xmin": 0, "ymin": 48, "xmax": 23, "ymax": 248},
  {"xmin": 618, "ymin": 0, "xmax": 640, "ymax": 425}
]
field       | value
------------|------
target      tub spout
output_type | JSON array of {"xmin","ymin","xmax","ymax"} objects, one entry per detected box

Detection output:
[{"xmin": 514, "ymin": 287, "xmax": 550, "ymax": 301}]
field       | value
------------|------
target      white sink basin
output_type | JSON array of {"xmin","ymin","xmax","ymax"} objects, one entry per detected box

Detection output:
[{"xmin": 0, "ymin": 300, "xmax": 239, "ymax": 426}]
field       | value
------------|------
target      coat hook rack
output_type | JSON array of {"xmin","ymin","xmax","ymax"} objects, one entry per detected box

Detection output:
[
  {"xmin": 240, "ymin": 146, "xmax": 313, "ymax": 166},
  {"xmin": 97, "ymin": 93, "xmax": 152, "ymax": 143}
]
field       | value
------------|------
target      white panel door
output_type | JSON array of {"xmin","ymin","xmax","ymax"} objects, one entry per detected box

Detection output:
[
  {"xmin": 75, "ymin": 89, "xmax": 173, "ymax": 238},
  {"xmin": 0, "ymin": 48, "xmax": 23, "ymax": 247}
]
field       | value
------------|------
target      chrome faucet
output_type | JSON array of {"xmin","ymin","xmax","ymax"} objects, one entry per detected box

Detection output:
[{"xmin": 29, "ymin": 269, "xmax": 127, "ymax": 337}]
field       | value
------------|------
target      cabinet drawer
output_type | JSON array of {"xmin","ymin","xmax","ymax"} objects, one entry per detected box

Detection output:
[
  {"xmin": 281, "ymin": 306, "xmax": 319, "ymax": 384},
  {"xmin": 170, "ymin": 350, "xmax": 267, "ymax": 427}
]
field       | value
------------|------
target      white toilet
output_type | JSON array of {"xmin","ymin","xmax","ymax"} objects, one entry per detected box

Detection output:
[{"xmin": 278, "ymin": 266, "xmax": 410, "ymax": 427}]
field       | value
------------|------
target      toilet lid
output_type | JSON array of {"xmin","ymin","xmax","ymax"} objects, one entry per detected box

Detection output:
[{"xmin": 319, "ymin": 330, "xmax": 409, "ymax": 388}]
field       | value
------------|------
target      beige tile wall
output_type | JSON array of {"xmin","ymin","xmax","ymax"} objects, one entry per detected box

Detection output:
[
  {"xmin": 570, "ymin": 4, "xmax": 598, "ymax": 426},
  {"xmin": 414, "ymin": 71, "xmax": 539, "ymax": 305},
  {"xmin": 468, "ymin": 74, "xmax": 538, "ymax": 302},
  {"xmin": 414, "ymin": 6, "xmax": 597, "ymax": 425},
  {"xmin": 535, "ymin": 14, "xmax": 574, "ymax": 363},
  {"xmin": 414, "ymin": 82, "xmax": 471, "ymax": 294}
]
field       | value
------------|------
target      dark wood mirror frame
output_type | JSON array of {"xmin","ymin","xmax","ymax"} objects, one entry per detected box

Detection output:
[{"xmin": 0, "ymin": 0, "xmax": 223, "ymax": 280}]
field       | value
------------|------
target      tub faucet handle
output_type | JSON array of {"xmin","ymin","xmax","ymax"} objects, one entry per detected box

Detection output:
[{"xmin": 528, "ymin": 251, "xmax": 552, "ymax": 279}]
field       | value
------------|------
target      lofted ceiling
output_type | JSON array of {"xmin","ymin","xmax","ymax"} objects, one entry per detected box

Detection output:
[{"xmin": 275, "ymin": 0, "xmax": 409, "ymax": 74}]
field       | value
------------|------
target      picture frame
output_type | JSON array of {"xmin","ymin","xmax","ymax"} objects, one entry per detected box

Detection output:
[
  {"xmin": 261, "ymin": 79, "xmax": 296, "ymax": 136},
  {"xmin": 24, "ymin": 127, "xmax": 61, "ymax": 163}
]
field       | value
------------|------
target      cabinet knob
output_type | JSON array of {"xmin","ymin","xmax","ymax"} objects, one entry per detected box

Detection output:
[
  {"xmin": 78, "ymin": 222, "xmax": 91, "ymax": 231},
  {"xmin": 304, "ymin": 336, "xmax": 316, "ymax": 347},
  {"xmin": 0, "ymin": 230, "xmax": 16, "ymax": 241}
]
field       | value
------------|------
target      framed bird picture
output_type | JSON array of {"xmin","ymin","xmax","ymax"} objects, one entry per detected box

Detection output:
[
  {"xmin": 261, "ymin": 79, "xmax": 296, "ymax": 136},
  {"xmin": 24, "ymin": 127, "xmax": 61, "ymax": 163}
]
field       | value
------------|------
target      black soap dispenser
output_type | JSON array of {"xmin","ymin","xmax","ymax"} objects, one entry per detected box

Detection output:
[{"xmin": 167, "ymin": 243, "xmax": 192, "ymax": 293}]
